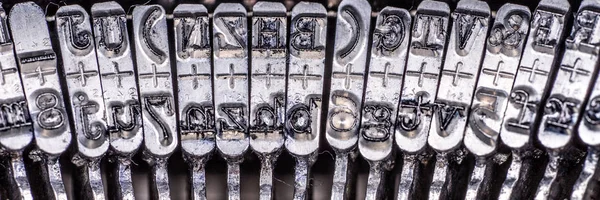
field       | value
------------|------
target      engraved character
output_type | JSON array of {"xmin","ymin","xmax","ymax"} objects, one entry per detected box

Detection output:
[
  {"xmin": 361, "ymin": 104, "xmax": 393, "ymax": 142},
  {"xmin": 470, "ymin": 88, "xmax": 507, "ymax": 145},
  {"xmin": 373, "ymin": 14, "xmax": 404, "ymax": 55},
  {"xmin": 328, "ymin": 94, "xmax": 359, "ymax": 133},
  {"xmin": 36, "ymin": 92, "xmax": 65, "ymax": 130},
  {"xmin": 181, "ymin": 104, "xmax": 214, "ymax": 139},
  {"xmin": 505, "ymin": 89, "xmax": 536, "ymax": 134},
  {"xmin": 291, "ymin": 17, "xmax": 324, "ymax": 51},
  {"xmin": 143, "ymin": 95, "xmax": 175, "ymax": 145},
  {"xmin": 411, "ymin": 15, "xmax": 446, "ymax": 56},
  {"xmin": 398, "ymin": 93, "xmax": 431, "ymax": 132},
  {"xmin": 0, "ymin": 101, "xmax": 31, "ymax": 131}
]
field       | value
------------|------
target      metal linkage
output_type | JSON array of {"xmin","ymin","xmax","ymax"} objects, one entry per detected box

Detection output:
[
  {"xmin": 426, "ymin": 0, "xmax": 490, "ymax": 199},
  {"xmin": 498, "ymin": 0, "xmax": 570, "ymax": 199},
  {"xmin": 173, "ymin": 3, "xmax": 213, "ymax": 200},
  {"xmin": 9, "ymin": 2, "xmax": 72, "ymax": 199},
  {"xmin": 55, "ymin": 4, "xmax": 110, "ymax": 199},
  {"xmin": 557, "ymin": 0, "xmax": 600, "ymax": 199},
  {"xmin": 395, "ymin": 1, "xmax": 450, "ymax": 199},
  {"xmin": 0, "ymin": 2, "xmax": 34, "ymax": 200},
  {"xmin": 358, "ymin": 6, "xmax": 410, "ymax": 200},
  {"xmin": 212, "ymin": 3, "xmax": 250, "ymax": 200},
  {"xmin": 132, "ymin": 5, "xmax": 178, "ymax": 200},
  {"xmin": 327, "ymin": 0, "xmax": 371, "ymax": 199},
  {"xmin": 91, "ymin": 2, "xmax": 143, "ymax": 200},
  {"xmin": 249, "ymin": 2, "xmax": 287, "ymax": 200},
  {"xmin": 284, "ymin": 2, "xmax": 327, "ymax": 200},
  {"xmin": 464, "ymin": 3, "xmax": 531, "ymax": 199}
]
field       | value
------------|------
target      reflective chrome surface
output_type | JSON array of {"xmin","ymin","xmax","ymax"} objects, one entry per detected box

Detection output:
[
  {"xmin": 132, "ymin": 5, "xmax": 178, "ymax": 200},
  {"xmin": 284, "ymin": 2, "xmax": 327, "ymax": 199},
  {"xmin": 359, "ymin": 6, "xmax": 411, "ymax": 200},
  {"xmin": 9, "ymin": 2, "xmax": 71, "ymax": 199},
  {"xmin": 0, "ymin": 1, "xmax": 599, "ymax": 199}
]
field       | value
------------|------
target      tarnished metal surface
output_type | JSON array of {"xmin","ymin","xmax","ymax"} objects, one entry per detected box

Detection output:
[
  {"xmin": 535, "ymin": 0, "xmax": 600, "ymax": 199},
  {"xmin": 173, "ymin": 3, "xmax": 213, "ymax": 200},
  {"xmin": 212, "ymin": 3, "xmax": 249, "ymax": 199},
  {"xmin": 132, "ymin": 4, "xmax": 177, "ymax": 200},
  {"xmin": 328, "ymin": 0, "xmax": 371, "ymax": 198},
  {"xmin": 284, "ymin": 2, "xmax": 327, "ymax": 199},
  {"xmin": 9, "ymin": 2, "xmax": 70, "ymax": 199},
  {"xmin": 464, "ymin": 3, "xmax": 531, "ymax": 199},
  {"xmin": 359, "ymin": 6, "xmax": 410, "ymax": 200},
  {"xmin": 396, "ymin": 1, "xmax": 450, "ymax": 199},
  {"xmin": 0, "ymin": 0, "xmax": 600, "ymax": 199},
  {"xmin": 0, "ymin": 3, "xmax": 33, "ymax": 199},
  {"xmin": 498, "ymin": 0, "xmax": 570, "ymax": 199},
  {"xmin": 91, "ymin": 2, "xmax": 142, "ymax": 199},
  {"xmin": 427, "ymin": 1, "xmax": 490, "ymax": 199},
  {"xmin": 250, "ymin": 2, "xmax": 287, "ymax": 199},
  {"xmin": 55, "ymin": 4, "xmax": 109, "ymax": 199}
]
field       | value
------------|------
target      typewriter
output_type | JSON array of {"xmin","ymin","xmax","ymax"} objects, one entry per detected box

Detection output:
[{"xmin": 0, "ymin": 0, "xmax": 597, "ymax": 199}]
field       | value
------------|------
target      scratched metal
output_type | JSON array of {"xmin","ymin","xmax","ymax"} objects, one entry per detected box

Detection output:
[
  {"xmin": 9, "ymin": 2, "xmax": 71, "ymax": 199},
  {"xmin": 464, "ymin": 3, "xmax": 530, "ymax": 199},
  {"xmin": 571, "ymin": 148, "xmax": 599, "ymax": 200},
  {"xmin": 396, "ymin": 0, "xmax": 449, "ymax": 155},
  {"xmin": 2, "ymin": 155, "xmax": 33, "ymax": 200},
  {"xmin": 173, "ymin": 4, "xmax": 213, "ymax": 200},
  {"xmin": 497, "ymin": 1, "xmax": 570, "ymax": 199},
  {"xmin": 55, "ymin": 5, "xmax": 109, "ymax": 199},
  {"xmin": 537, "ymin": 0, "xmax": 600, "ymax": 153},
  {"xmin": 213, "ymin": 4, "xmax": 249, "ymax": 200},
  {"xmin": 500, "ymin": 0, "xmax": 569, "ymax": 151},
  {"xmin": 426, "ymin": 0, "xmax": 490, "ymax": 199},
  {"xmin": 91, "ymin": 2, "xmax": 142, "ymax": 199},
  {"xmin": 428, "ymin": 0, "xmax": 490, "ymax": 159},
  {"xmin": 0, "ymin": 3, "xmax": 34, "ymax": 199},
  {"xmin": 250, "ymin": 2, "xmax": 287, "ymax": 200},
  {"xmin": 358, "ymin": 6, "xmax": 410, "ymax": 200},
  {"xmin": 132, "ymin": 5, "xmax": 178, "ymax": 200},
  {"xmin": 328, "ymin": 0, "xmax": 371, "ymax": 199},
  {"xmin": 284, "ymin": 2, "xmax": 327, "ymax": 200},
  {"xmin": 572, "ymin": 0, "xmax": 600, "ymax": 198},
  {"xmin": 535, "ymin": 0, "xmax": 600, "ymax": 198},
  {"xmin": 0, "ymin": 2, "xmax": 32, "ymax": 155},
  {"xmin": 464, "ymin": 3, "xmax": 530, "ymax": 158},
  {"xmin": 395, "ymin": 1, "xmax": 449, "ymax": 199}
]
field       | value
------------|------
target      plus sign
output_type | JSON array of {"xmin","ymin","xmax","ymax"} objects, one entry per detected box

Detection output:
[
  {"xmin": 560, "ymin": 58, "xmax": 589, "ymax": 83},
  {"xmin": 332, "ymin": 63, "xmax": 364, "ymax": 90},
  {"xmin": 405, "ymin": 63, "xmax": 439, "ymax": 87},
  {"xmin": 23, "ymin": 66, "xmax": 56, "ymax": 86},
  {"xmin": 139, "ymin": 64, "xmax": 171, "ymax": 88},
  {"xmin": 101, "ymin": 62, "xmax": 133, "ymax": 88},
  {"xmin": 482, "ymin": 61, "xmax": 515, "ymax": 86},
  {"xmin": 289, "ymin": 65, "xmax": 322, "ymax": 90},
  {"xmin": 370, "ymin": 62, "xmax": 403, "ymax": 87},
  {"xmin": 441, "ymin": 62, "xmax": 474, "ymax": 86},
  {"xmin": 178, "ymin": 64, "xmax": 210, "ymax": 89},
  {"xmin": 216, "ymin": 64, "xmax": 247, "ymax": 89},
  {"xmin": 66, "ymin": 62, "xmax": 98, "ymax": 87},
  {"xmin": 399, "ymin": 94, "xmax": 431, "ymax": 131},
  {"xmin": 519, "ymin": 59, "xmax": 549, "ymax": 83},
  {"xmin": 253, "ymin": 64, "xmax": 285, "ymax": 89},
  {"xmin": 0, "ymin": 63, "xmax": 17, "ymax": 85},
  {"xmin": 399, "ymin": 94, "xmax": 431, "ymax": 130},
  {"xmin": 402, "ymin": 94, "xmax": 431, "ymax": 111}
]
